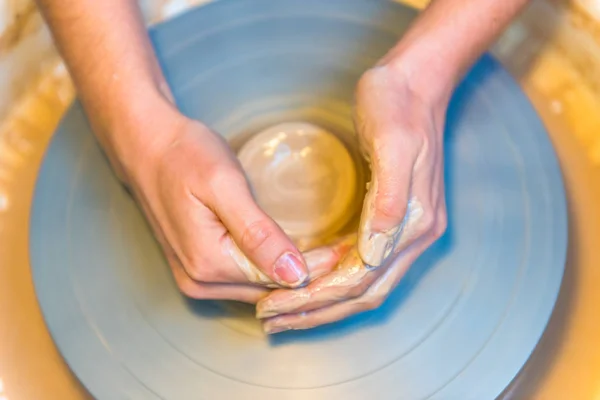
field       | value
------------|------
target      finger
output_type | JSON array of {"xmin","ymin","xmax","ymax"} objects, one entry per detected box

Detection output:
[
  {"xmin": 158, "ymin": 193, "xmax": 256, "ymax": 285},
  {"xmin": 165, "ymin": 176, "xmax": 343, "ymax": 288},
  {"xmin": 262, "ymin": 234, "xmax": 435, "ymax": 333},
  {"xmin": 256, "ymin": 247, "xmax": 386, "ymax": 319},
  {"xmin": 263, "ymin": 294, "xmax": 376, "ymax": 334},
  {"xmin": 168, "ymin": 254, "xmax": 269, "ymax": 304},
  {"xmin": 303, "ymin": 234, "xmax": 356, "ymax": 280},
  {"xmin": 356, "ymin": 126, "xmax": 422, "ymax": 269},
  {"xmin": 220, "ymin": 233, "xmax": 350, "ymax": 287},
  {"xmin": 176, "ymin": 210, "xmax": 347, "ymax": 287},
  {"xmin": 136, "ymin": 176, "xmax": 349, "ymax": 289},
  {"xmin": 208, "ymin": 170, "xmax": 308, "ymax": 288},
  {"xmin": 140, "ymin": 199, "xmax": 270, "ymax": 303},
  {"xmin": 382, "ymin": 196, "xmax": 426, "ymax": 258},
  {"xmin": 387, "ymin": 149, "xmax": 442, "ymax": 258}
]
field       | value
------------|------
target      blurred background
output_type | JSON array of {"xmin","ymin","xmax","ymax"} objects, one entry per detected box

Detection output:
[{"xmin": 0, "ymin": 0, "xmax": 599, "ymax": 398}]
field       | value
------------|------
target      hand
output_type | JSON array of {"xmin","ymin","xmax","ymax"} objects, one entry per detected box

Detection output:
[
  {"xmin": 256, "ymin": 63, "xmax": 448, "ymax": 332},
  {"xmin": 120, "ymin": 110, "xmax": 347, "ymax": 304}
]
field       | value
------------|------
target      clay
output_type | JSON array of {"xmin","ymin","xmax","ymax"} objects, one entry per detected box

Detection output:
[
  {"xmin": 238, "ymin": 122, "xmax": 357, "ymax": 248},
  {"xmin": 28, "ymin": 2, "xmax": 567, "ymax": 398},
  {"xmin": 222, "ymin": 232, "xmax": 355, "ymax": 288},
  {"xmin": 359, "ymin": 188, "xmax": 424, "ymax": 269}
]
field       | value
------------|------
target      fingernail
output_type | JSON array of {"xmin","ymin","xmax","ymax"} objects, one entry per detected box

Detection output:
[
  {"xmin": 303, "ymin": 247, "xmax": 334, "ymax": 265},
  {"xmin": 256, "ymin": 303, "xmax": 278, "ymax": 319},
  {"xmin": 264, "ymin": 324, "xmax": 290, "ymax": 335},
  {"xmin": 273, "ymin": 252, "xmax": 307, "ymax": 286},
  {"xmin": 257, "ymin": 310, "xmax": 278, "ymax": 319},
  {"xmin": 359, "ymin": 229, "xmax": 397, "ymax": 268}
]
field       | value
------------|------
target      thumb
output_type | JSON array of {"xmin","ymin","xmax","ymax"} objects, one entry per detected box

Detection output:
[
  {"xmin": 358, "ymin": 133, "xmax": 419, "ymax": 268},
  {"xmin": 212, "ymin": 173, "xmax": 309, "ymax": 288}
]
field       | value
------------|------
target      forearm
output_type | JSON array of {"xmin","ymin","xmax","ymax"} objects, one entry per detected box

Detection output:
[
  {"xmin": 383, "ymin": 0, "xmax": 530, "ymax": 104},
  {"xmin": 36, "ymin": 0, "xmax": 178, "ymax": 176}
]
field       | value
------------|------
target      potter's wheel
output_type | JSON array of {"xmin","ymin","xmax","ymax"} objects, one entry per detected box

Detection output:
[{"xmin": 28, "ymin": 1, "xmax": 567, "ymax": 399}]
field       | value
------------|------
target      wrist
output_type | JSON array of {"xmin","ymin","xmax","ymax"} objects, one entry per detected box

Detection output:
[
  {"xmin": 380, "ymin": 45, "xmax": 457, "ymax": 110},
  {"xmin": 86, "ymin": 85, "xmax": 186, "ymax": 185}
]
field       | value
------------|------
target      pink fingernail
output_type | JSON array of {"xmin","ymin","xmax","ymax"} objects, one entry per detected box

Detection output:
[
  {"xmin": 256, "ymin": 305, "xmax": 278, "ymax": 319},
  {"xmin": 257, "ymin": 311, "xmax": 278, "ymax": 319},
  {"xmin": 264, "ymin": 325, "xmax": 290, "ymax": 335},
  {"xmin": 274, "ymin": 252, "xmax": 306, "ymax": 286}
]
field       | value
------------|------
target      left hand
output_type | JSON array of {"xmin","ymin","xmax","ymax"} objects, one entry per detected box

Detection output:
[{"xmin": 256, "ymin": 63, "xmax": 449, "ymax": 333}]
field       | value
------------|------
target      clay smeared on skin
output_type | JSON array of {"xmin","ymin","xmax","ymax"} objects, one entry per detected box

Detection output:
[
  {"xmin": 226, "ymin": 121, "xmax": 363, "ymax": 289},
  {"xmin": 222, "ymin": 234, "xmax": 277, "ymax": 287},
  {"xmin": 223, "ymin": 231, "xmax": 356, "ymax": 289},
  {"xmin": 237, "ymin": 121, "xmax": 358, "ymax": 248},
  {"xmin": 303, "ymin": 234, "xmax": 356, "ymax": 279},
  {"xmin": 358, "ymin": 179, "xmax": 424, "ymax": 269},
  {"xmin": 393, "ymin": 198, "xmax": 425, "ymax": 251}
]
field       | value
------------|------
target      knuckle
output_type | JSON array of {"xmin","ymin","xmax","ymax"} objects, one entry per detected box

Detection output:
[
  {"xmin": 206, "ymin": 165, "xmax": 246, "ymax": 195},
  {"xmin": 357, "ymin": 68, "xmax": 378, "ymax": 92},
  {"xmin": 419, "ymin": 212, "xmax": 436, "ymax": 234},
  {"xmin": 182, "ymin": 255, "xmax": 211, "ymax": 283},
  {"xmin": 375, "ymin": 192, "xmax": 407, "ymax": 222},
  {"xmin": 177, "ymin": 279, "xmax": 203, "ymax": 299},
  {"xmin": 206, "ymin": 163, "xmax": 230, "ymax": 182},
  {"xmin": 434, "ymin": 214, "xmax": 448, "ymax": 239},
  {"xmin": 366, "ymin": 295, "xmax": 385, "ymax": 311},
  {"xmin": 356, "ymin": 293, "xmax": 385, "ymax": 311},
  {"xmin": 240, "ymin": 219, "xmax": 275, "ymax": 254},
  {"xmin": 166, "ymin": 256, "xmax": 206, "ymax": 298}
]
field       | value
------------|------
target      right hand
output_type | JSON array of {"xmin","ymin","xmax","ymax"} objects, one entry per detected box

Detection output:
[{"xmin": 114, "ymin": 111, "xmax": 348, "ymax": 304}]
